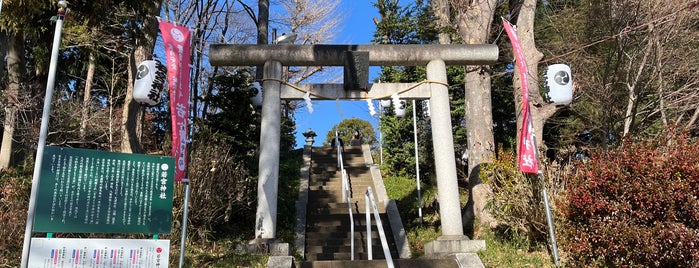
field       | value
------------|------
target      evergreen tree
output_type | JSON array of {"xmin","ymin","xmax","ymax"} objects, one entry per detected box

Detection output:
[
  {"xmin": 323, "ymin": 118, "xmax": 378, "ymax": 149},
  {"xmin": 373, "ymin": 0, "xmax": 471, "ymax": 182}
]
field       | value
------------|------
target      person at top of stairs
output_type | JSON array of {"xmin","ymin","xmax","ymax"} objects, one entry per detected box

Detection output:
[
  {"xmin": 331, "ymin": 136, "xmax": 344, "ymax": 152},
  {"xmin": 350, "ymin": 129, "xmax": 362, "ymax": 146}
]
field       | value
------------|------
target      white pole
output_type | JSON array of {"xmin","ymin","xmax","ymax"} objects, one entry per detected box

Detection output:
[
  {"xmin": 21, "ymin": 2, "xmax": 67, "ymax": 267},
  {"xmin": 365, "ymin": 193, "xmax": 371, "ymax": 260},
  {"xmin": 412, "ymin": 100, "xmax": 422, "ymax": 224},
  {"xmin": 378, "ymin": 105, "xmax": 383, "ymax": 165},
  {"xmin": 178, "ymin": 180, "xmax": 191, "ymax": 268}
]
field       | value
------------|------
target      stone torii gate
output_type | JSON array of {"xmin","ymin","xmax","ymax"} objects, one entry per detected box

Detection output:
[{"xmin": 209, "ymin": 44, "xmax": 498, "ymax": 249}]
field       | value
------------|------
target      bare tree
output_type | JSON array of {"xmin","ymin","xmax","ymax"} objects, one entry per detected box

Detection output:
[
  {"xmin": 276, "ymin": 0, "xmax": 343, "ymax": 83},
  {"xmin": 510, "ymin": 0, "xmax": 560, "ymax": 149},
  {"xmin": 80, "ymin": 51, "xmax": 97, "ymax": 141},
  {"xmin": 543, "ymin": 0, "xmax": 699, "ymax": 141},
  {"xmin": 621, "ymin": 0, "xmax": 699, "ymax": 136},
  {"xmin": 452, "ymin": 0, "xmax": 499, "ymax": 228}
]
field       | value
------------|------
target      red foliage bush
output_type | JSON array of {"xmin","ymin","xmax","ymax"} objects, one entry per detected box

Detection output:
[{"xmin": 560, "ymin": 132, "xmax": 699, "ymax": 267}]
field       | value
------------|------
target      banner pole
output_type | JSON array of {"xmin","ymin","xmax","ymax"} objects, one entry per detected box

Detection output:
[
  {"xmin": 159, "ymin": 20, "xmax": 193, "ymax": 267},
  {"xmin": 503, "ymin": 18, "xmax": 560, "ymax": 266},
  {"xmin": 20, "ymin": 3, "xmax": 67, "ymax": 267},
  {"xmin": 542, "ymin": 177, "xmax": 560, "ymax": 266},
  {"xmin": 178, "ymin": 180, "xmax": 191, "ymax": 268}
]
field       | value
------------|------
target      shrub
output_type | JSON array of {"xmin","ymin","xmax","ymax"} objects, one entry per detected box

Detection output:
[
  {"xmin": 483, "ymin": 148, "xmax": 565, "ymax": 246},
  {"xmin": 560, "ymin": 131, "xmax": 699, "ymax": 267},
  {"xmin": 0, "ymin": 168, "xmax": 32, "ymax": 267},
  {"xmin": 170, "ymin": 128, "xmax": 260, "ymax": 243}
]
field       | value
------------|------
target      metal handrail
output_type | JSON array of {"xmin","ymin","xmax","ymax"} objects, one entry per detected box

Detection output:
[
  {"xmin": 365, "ymin": 187, "xmax": 394, "ymax": 268},
  {"xmin": 335, "ymin": 132, "xmax": 355, "ymax": 260},
  {"xmin": 342, "ymin": 169, "xmax": 354, "ymax": 260}
]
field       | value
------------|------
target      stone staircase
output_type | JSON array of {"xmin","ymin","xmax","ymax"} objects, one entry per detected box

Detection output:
[
  {"xmin": 302, "ymin": 146, "xmax": 398, "ymax": 264},
  {"xmin": 289, "ymin": 145, "xmax": 483, "ymax": 268}
]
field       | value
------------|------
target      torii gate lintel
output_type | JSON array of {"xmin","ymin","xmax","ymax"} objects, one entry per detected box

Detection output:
[{"xmin": 278, "ymin": 83, "xmax": 434, "ymax": 100}]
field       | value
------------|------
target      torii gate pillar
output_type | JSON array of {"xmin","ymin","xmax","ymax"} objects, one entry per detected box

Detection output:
[
  {"xmin": 255, "ymin": 60, "xmax": 283, "ymax": 239},
  {"xmin": 427, "ymin": 59, "xmax": 464, "ymax": 238}
]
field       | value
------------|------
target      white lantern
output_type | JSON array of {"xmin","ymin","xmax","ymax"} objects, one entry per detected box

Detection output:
[
  {"xmin": 249, "ymin": 82, "xmax": 263, "ymax": 107},
  {"xmin": 133, "ymin": 60, "xmax": 166, "ymax": 106},
  {"xmin": 394, "ymin": 100, "xmax": 407, "ymax": 117},
  {"xmin": 543, "ymin": 64, "xmax": 573, "ymax": 105},
  {"xmin": 380, "ymin": 99, "xmax": 392, "ymax": 108}
]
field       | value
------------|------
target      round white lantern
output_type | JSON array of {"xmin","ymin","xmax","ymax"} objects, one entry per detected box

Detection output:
[
  {"xmin": 543, "ymin": 64, "xmax": 573, "ymax": 105},
  {"xmin": 133, "ymin": 60, "xmax": 166, "ymax": 106},
  {"xmin": 249, "ymin": 82, "xmax": 263, "ymax": 107},
  {"xmin": 394, "ymin": 100, "xmax": 407, "ymax": 117}
]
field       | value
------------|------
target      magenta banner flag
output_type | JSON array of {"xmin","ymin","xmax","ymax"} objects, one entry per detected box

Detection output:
[
  {"xmin": 159, "ymin": 21, "xmax": 191, "ymax": 182},
  {"xmin": 503, "ymin": 19, "xmax": 540, "ymax": 174}
]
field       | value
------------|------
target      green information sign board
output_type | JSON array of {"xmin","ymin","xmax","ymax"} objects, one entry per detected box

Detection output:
[{"xmin": 34, "ymin": 146, "xmax": 175, "ymax": 234}]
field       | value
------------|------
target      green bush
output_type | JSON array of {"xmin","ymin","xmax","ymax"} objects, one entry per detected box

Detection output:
[
  {"xmin": 482, "ymin": 148, "xmax": 559, "ymax": 245},
  {"xmin": 561, "ymin": 131, "xmax": 699, "ymax": 267}
]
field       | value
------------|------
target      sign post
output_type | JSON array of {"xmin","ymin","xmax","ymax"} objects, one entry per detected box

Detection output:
[{"xmin": 21, "ymin": 2, "xmax": 68, "ymax": 266}]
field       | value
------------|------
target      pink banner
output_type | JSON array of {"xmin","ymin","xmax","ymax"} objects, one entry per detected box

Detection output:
[
  {"xmin": 503, "ymin": 19, "xmax": 539, "ymax": 174},
  {"xmin": 159, "ymin": 21, "xmax": 191, "ymax": 182}
]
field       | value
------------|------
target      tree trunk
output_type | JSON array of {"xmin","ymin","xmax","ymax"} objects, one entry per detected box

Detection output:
[
  {"xmin": 454, "ymin": 0, "xmax": 498, "ymax": 229},
  {"xmin": 431, "ymin": 0, "xmax": 451, "ymax": 44},
  {"xmin": 0, "ymin": 31, "xmax": 7, "ymax": 82},
  {"xmin": 120, "ymin": 0, "xmax": 161, "ymax": 153},
  {"xmin": 622, "ymin": 44, "xmax": 651, "ymax": 137},
  {"xmin": 255, "ymin": 0, "xmax": 269, "ymax": 80},
  {"xmin": 80, "ymin": 51, "xmax": 96, "ymax": 141},
  {"xmin": 511, "ymin": 0, "xmax": 558, "ymax": 154},
  {"xmin": 0, "ymin": 31, "xmax": 25, "ymax": 170},
  {"xmin": 121, "ymin": 52, "xmax": 144, "ymax": 153}
]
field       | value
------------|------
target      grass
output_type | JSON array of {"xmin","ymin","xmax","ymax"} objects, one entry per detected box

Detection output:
[
  {"xmin": 477, "ymin": 228, "xmax": 558, "ymax": 268},
  {"xmin": 174, "ymin": 238, "xmax": 269, "ymax": 267}
]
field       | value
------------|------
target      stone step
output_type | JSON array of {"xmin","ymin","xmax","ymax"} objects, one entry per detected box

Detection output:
[
  {"xmin": 299, "ymin": 258, "xmax": 461, "ymax": 268},
  {"xmin": 306, "ymin": 206, "xmax": 381, "ymax": 214},
  {"xmin": 305, "ymin": 236, "xmax": 387, "ymax": 247},
  {"xmin": 305, "ymin": 245, "xmax": 395, "ymax": 255},
  {"xmin": 309, "ymin": 181, "xmax": 375, "ymax": 188},
  {"xmin": 306, "ymin": 205, "xmax": 386, "ymax": 214},
  {"xmin": 306, "ymin": 219, "xmax": 394, "ymax": 229},
  {"xmin": 305, "ymin": 231, "xmax": 387, "ymax": 241},
  {"xmin": 307, "ymin": 198, "xmax": 368, "ymax": 205},
  {"xmin": 308, "ymin": 189, "xmax": 375, "ymax": 198},
  {"xmin": 305, "ymin": 251, "xmax": 395, "ymax": 262}
]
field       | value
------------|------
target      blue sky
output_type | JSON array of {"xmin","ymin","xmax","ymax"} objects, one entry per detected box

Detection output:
[{"xmin": 292, "ymin": 1, "xmax": 385, "ymax": 148}]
